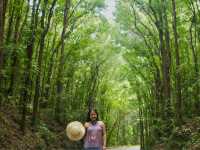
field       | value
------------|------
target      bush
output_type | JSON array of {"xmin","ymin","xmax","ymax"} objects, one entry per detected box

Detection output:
[
  {"xmin": 37, "ymin": 123, "xmax": 56, "ymax": 146},
  {"xmin": 167, "ymin": 127, "xmax": 192, "ymax": 149}
]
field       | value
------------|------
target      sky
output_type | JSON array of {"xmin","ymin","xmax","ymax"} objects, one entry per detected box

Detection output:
[{"xmin": 101, "ymin": 0, "xmax": 116, "ymax": 21}]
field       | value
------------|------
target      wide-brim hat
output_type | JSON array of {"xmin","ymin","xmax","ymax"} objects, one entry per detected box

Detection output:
[{"xmin": 66, "ymin": 121, "xmax": 85, "ymax": 141}]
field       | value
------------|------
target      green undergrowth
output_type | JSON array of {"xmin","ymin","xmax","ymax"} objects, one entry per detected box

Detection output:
[
  {"xmin": 0, "ymin": 105, "xmax": 82, "ymax": 150},
  {"xmin": 153, "ymin": 117, "xmax": 200, "ymax": 150},
  {"xmin": 167, "ymin": 117, "xmax": 200, "ymax": 149}
]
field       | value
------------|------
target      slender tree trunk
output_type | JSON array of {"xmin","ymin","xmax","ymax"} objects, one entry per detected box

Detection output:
[
  {"xmin": 162, "ymin": 0, "xmax": 173, "ymax": 136},
  {"xmin": 189, "ymin": 21, "xmax": 200, "ymax": 114},
  {"xmin": 45, "ymin": 26, "xmax": 58, "ymax": 99},
  {"xmin": 0, "ymin": 0, "xmax": 8, "ymax": 106},
  {"xmin": 139, "ymin": 102, "xmax": 144, "ymax": 150},
  {"xmin": 32, "ymin": 0, "xmax": 48, "ymax": 128},
  {"xmin": 20, "ymin": 0, "xmax": 37, "ymax": 133},
  {"xmin": 157, "ymin": 13, "xmax": 165, "ymax": 119},
  {"xmin": 188, "ymin": 0, "xmax": 200, "ymax": 114},
  {"xmin": 171, "ymin": 0, "xmax": 182, "ymax": 125},
  {"xmin": 107, "ymin": 113, "xmax": 122, "ymax": 144},
  {"xmin": 163, "ymin": 0, "xmax": 171, "ymax": 114},
  {"xmin": 0, "ymin": 0, "xmax": 4, "ymax": 79},
  {"xmin": 32, "ymin": 0, "xmax": 57, "ymax": 128},
  {"xmin": 0, "ymin": 0, "xmax": 7, "ymax": 77},
  {"xmin": 154, "ymin": 69, "xmax": 162, "ymax": 119},
  {"xmin": 8, "ymin": 0, "xmax": 24, "ymax": 96},
  {"xmin": 6, "ymin": 0, "xmax": 15, "ymax": 44},
  {"xmin": 88, "ymin": 64, "xmax": 99, "ymax": 110},
  {"xmin": 55, "ymin": 0, "xmax": 71, "ymax": 122}
]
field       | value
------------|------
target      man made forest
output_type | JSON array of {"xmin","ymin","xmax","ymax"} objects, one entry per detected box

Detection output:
[{"xmin": 0, "ymin": 0, "xmax": 200, "ymax": 149}]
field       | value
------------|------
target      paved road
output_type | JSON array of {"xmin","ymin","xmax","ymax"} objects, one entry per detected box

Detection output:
[{"xmin": 108, "ymin": 146, "xmax": 140, "ymax": 150}]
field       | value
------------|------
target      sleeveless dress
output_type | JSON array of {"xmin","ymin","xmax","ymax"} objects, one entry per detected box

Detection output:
[{"xmin": 84, "ymin": 122, "xmax": 103, "ymax": 150}]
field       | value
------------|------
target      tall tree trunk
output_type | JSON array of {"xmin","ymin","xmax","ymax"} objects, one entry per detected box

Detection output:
[
  {"xmin": 171, "ymin": 0, "xmax": 182, "ymax": 125},
  {"xmin": 0, "ymin": 0, "xmax": 8, "ymax": 84},
  {"xmin": 162, "ymin": 0, "xmax": 172, "ymax": 136},
  {"xmin": 44, "ymin": 26, "xmax": 58, "ymax": 99},
  {"xmin": 0, "ymin": 0, "xmax": 4, "ymax": 82},
  {"xmin": 32, "ymin": 0, "xmax": 48, "ymax": 128},
  {"xmin": 163, "ymin": 0, "xmax": 171, "ymax": 113},
  {"xmin": 8, "ymin": 0, "xmax": 24, "ymax": 96},
  {"xmin": 154, "ymin": 69, "xmax": 162, "ymax": 119},
  {"xmin": 6, "ymin": 0, "xmax": 15, "ymax": 44},
  {"xmin": 32, "ymin": 0, "xmax": 57, "ymax": 128},
  {"xmin": 189, "ymin": 21, "xmax": 200, "ymax": 114},
  {"xmin": 188, "ymin": 0, "xmax": 200, "ymax": 114},
  {"xmin": 157, "ymin": 11, "xmax": 165, "ymax": 119},
  {"xmin": 139, "ymin": 101, "xmax": 144, "ymax": 150},
  {"xmin": 55, "ymin": 0, "xmax": 71, "ymax": 122},
  {"xmin": 88, "ymin": 64, "xmax": 99, "ymax": 110},
  {"xmin": 20, "ymin": 0, "xmax": 38, "ymax": 133}
]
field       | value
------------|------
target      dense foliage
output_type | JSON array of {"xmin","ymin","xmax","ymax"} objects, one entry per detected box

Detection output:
[
  {"xmin": 115, "ymin": 0, "xmax": 200, "ymax": 149},
  {"xmin": 1, "ymin": 0, "xmax": 200, "ymax": 149},
  {"xmin": 0, "ymin": 0, "xmax": 139, "ymax": 148}
]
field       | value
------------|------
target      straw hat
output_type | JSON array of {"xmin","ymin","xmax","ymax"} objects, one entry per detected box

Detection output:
[{"xmin": 66, "ymin": 121, "xmax": 85, "ymax": 141}]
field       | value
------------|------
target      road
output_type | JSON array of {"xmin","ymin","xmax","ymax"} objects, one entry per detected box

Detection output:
[{"xmin": 108, "ymin": 146, "xmax": 140, "ymax": 150}]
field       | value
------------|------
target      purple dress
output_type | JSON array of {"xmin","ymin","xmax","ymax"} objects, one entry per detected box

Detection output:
[{"xmin": 84, "ymin": 122, "xmax": 103, "ymax": 150}]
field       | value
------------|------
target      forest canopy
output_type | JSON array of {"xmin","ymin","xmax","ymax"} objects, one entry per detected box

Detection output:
[{"xmin": 0, "ymin": 0, "xmax": 200, "ymax": 149}]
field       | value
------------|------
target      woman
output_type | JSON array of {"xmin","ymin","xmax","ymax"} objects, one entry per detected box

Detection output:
[{"xmin": 84, "ymin": 109, "xmax": 106, "ymax": 150}]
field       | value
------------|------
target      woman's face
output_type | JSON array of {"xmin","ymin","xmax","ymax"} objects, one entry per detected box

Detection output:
[{"xmin": 90, "ymin": 110, "xmax": 97, "ymax": 121}]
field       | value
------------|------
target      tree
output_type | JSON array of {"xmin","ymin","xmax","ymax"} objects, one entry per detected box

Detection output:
[{"xmin": 0, "ymin": 0, "xmax": 7, "ymax": 72}]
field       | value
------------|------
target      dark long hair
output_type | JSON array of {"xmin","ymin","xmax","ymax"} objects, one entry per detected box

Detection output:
[{"xmin": 86, "ymin": 109, "xmax": 99, "ymax": 122}]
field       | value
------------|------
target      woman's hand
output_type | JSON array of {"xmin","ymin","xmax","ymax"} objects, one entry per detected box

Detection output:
[{"xmin": 103, "ymin": 146, "xmax": 106, "ymax": 150}]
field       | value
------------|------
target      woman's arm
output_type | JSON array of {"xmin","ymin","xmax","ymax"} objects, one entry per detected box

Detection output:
[
  {"xmin": 84, "ymin": 122, "xmax": 89, "ymax": 128},
  {"xmin": 99, "ymin": 121, "xmax": 106, "ymax": 150},
  {"xmin": 83, "ymin": 122, "xmax": 89, "ymax": 138},
  {"xmin": 103, "ymin": 125, "xmax": 106, "ymax": 150}
]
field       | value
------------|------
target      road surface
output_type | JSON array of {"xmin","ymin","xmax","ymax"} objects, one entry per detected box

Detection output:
[{"xmin": 108, "ymin": 146, "xmax": 140, "ymax": 150}]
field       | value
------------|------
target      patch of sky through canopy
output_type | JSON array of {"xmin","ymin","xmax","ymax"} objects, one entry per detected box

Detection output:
[{"xmin": 101, "ymin": 0, "xmax": 116, "ymax": 22}]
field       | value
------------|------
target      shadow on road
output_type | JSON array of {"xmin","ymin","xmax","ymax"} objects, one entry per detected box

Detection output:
[{"xmin": 108, "ymin": 145, "xmax": 140, "ymax": 150}]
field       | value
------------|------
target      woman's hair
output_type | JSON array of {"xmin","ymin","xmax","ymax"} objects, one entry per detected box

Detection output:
[{"xmin": 86, "ymin": 109, "xmax": 99, "ymax": 122}]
